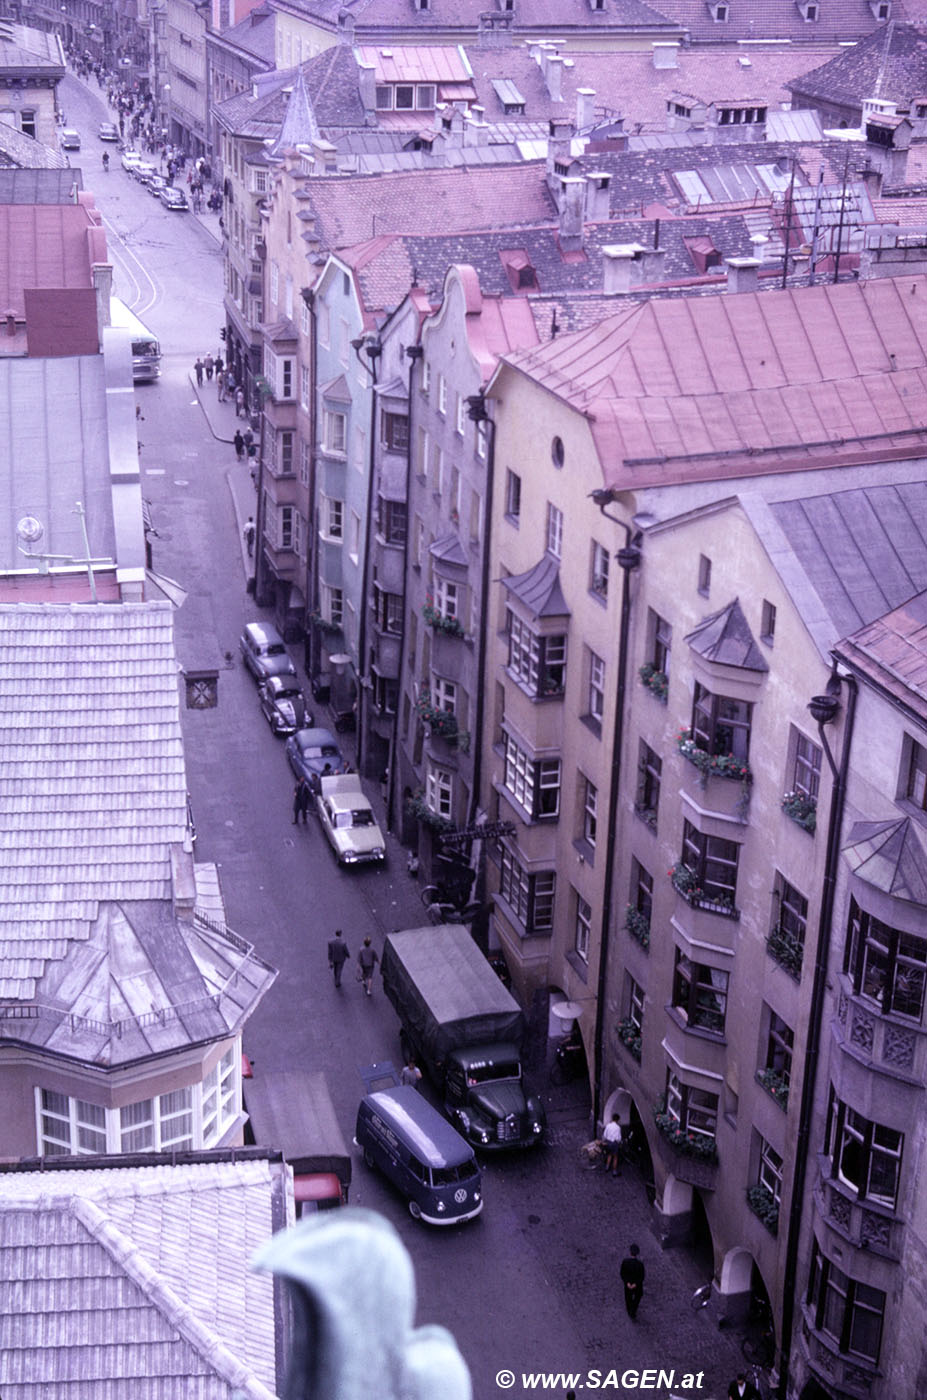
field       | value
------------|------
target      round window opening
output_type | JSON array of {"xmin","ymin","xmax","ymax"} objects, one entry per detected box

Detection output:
[{"xmin": 552, "ymin": 436, "xmax": 565, "ymax": 468}]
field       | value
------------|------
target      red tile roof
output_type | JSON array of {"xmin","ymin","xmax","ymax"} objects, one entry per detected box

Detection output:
[
  {"xmin": 357, "ymin": 45, "xmax": 473, "ymax": 85},
  {"xmin": 0, "ymin": 205, "xmax": 105, "ymax": 316},
  {"xmin": 499, "ymin": 275, "xmax": 927, "ymax": 486},
  {"xmin": 300, "ymin": 164, "xmax": 557, "ymax": 248}
]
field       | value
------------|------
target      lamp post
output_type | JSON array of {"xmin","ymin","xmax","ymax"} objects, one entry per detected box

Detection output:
[{"xmin": 162, "ymin": 83, "xmax": 171, "ymax": 145}]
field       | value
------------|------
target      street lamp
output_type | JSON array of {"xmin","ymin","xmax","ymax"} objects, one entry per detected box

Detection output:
[{"xmin": 162, "ymin": 83, "xmax": 171, "ymax": 143}]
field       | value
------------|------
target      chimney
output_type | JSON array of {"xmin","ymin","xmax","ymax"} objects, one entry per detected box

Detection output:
[
  {"xmin": 725, "ymin": 257, "xmax": 760, "ymax": 293},
  {"xmin": 639, "ymin": 246, "xmax": 666, "ymax": 282},
  {"xmin": 465, "ymin": 104, "xmax": 489, "ymax": 146},
  {"xmin": 602, "ymin": 243, "xmax": 646, "ymax": 294},
  {"xmin": 92, "ymin": 261, "xmax": 113, "ymax": 342},
  {"xmin": 312, "ymin": 138, "xmax": 338, "ymax": 171},
  {"xmin": 358, "ymin": 61, "xmax": 376, "ymax": 116},
  {"xmin": 5, "ymin": 309, "xmax": 17, "ymax": 337},
  {"xmin": 859, "ymin": 163, "xmax": 884, "ymax": 198},
  {"xmin": 546, "ymin": 54, "xmax": 564, "ymax": 102},
  {"xmin": 576, "ymin": 87, "xmax": 596, "ymax": 129},
  {"xmin": 338, "ymin": 11, "xmax": 356, "ymax": 45},
  {"xmin": 750, "ymin": 233, "xmax": 770, "ymax": 261},
  {"xmin": 547, "ymin": 116, "xmax": 573, "ymax": 179},
  {"xmin": 559, "ymin": 177, "xmax": 585, "ymax": 251},
  {"xmin": 652, "ymin": 42, "xmax": 679, "ymax": 69},
  {"xmin": 171, "ymin": 844, "xmax": 197, "ymax": 925},
  {"xmin": 584, "ymin": 171, "xmax": 611, "ymax": 221}
]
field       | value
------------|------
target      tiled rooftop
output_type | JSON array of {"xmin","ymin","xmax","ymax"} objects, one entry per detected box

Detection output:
[
  {"xmin": 498, "ymin": 275, "xmax": 927, "ymax": 487},
  {"xmin": 0, "ymin": 604, "xmax": 187, "ymax": 998},
  {"xmin": 0, "ymin": 1157, "xmax": 285, "ymax": 1400},
  {"xmin": 652, "ymin": 0, "xmax": 907, "ymax": 44},
  {"xmin": 0, "ymin": 22, "xmax": 66, "ymax": 73},
  {"xmin": 789, "ymin": 19, "xmax": 927, "ymax": 108},
  {"xmin": 287, "ymin": 0, "xmax": 682, "ymax": 38},
  {"xmin": 0, "ymin": 205, "xmax": 103, "ymax": 315}
]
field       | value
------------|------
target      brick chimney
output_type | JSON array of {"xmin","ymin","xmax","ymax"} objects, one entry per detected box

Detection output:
[
  {"xmin": 92, "ymin": 261, "xmax": 114, "ymax": 341},
  {"xmin": 559, "ymin": 177, "xmax": 586, "ymax": 252},
  {"xmin": 652, "ymin": 43, "xmax": 679, "ymax": 69},
  {"xmin": 576, "ymin": 88, "xmax": 596, "ymax": 129},
  {"xmin": 546, "ymin": 54, "xmax": 565, "ymax": 102},
  {"xmin": 547, "ymin": 116, "xmax": 573, "ymax": 179},
  {"xmin": 602, "ymin": 243, "xmax": 646, "ymax": 294},
  {"xmin": 338, "ymin": 11, "xmax": 356, "ymax": 44},
  {"xmin": 584, "ymin": 171, "xmax": 611, "ymax": 221},
  {"xmin": 639, "ymin": 246, "xmax": 667, "ymax": 282},
  {"xmin": 725, "ymin": 257, "xmax": 760, "ymax": 293},
  {"xmin": 465, "ymin": 105, "xmax": 489, "ymax": 146}
]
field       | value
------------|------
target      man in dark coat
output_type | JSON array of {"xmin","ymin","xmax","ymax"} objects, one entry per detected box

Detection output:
[
  {"xmin": 620, "ymin": 1244, "xmax": 645, "ymax": 1319},
  {"xmin": 328, "ymin": 929, "xmax": 350, "ymax": 988}
]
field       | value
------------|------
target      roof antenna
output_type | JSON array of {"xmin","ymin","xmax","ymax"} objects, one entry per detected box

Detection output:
[{"xmin": 551, "ymin": 309, "xmax": 560, "ymax": 338}]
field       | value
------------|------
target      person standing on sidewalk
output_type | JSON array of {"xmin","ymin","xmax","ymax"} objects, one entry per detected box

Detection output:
[
  {"xmin": 327, "ymin": 930, "xmax": 350, "ymax": 988},
  {"xmin": 204, "ymin": 353, "xmax": 214, "ymax": 382},
  {"xmin": 215, "ymin": 353, "xmax": 224, "ymax": 387},
  {"xmin": 358, "ymin": 937, "xmax": 379, "ymax": 997},
  {"xmin": 234, "ymin": 429, "xmax": 245, "ymax": 461},
  {"xmin": 293, "ymin": 775, "xmax": 311, "ymax": 825},
  {"xmin": 620, "ymin": 1245, "xmax": 645, "ymax": 1320},
  {"xmin": 243, "ymin": 516, "xmax": 256, "ymax": 557},
  {"xmin": 194, "ymin": 356, "xmax": 204, "ymax": 386}
]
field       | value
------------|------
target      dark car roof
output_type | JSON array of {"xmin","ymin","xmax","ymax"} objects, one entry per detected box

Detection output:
[
  {"xmin": 450, "ymin": 1043, "xmax": 521, "ymax": 1069},
  {"xmin": 291, "ymin": 727, "xmax": 340, "ymax": 754},
  {"xmin": 265, "ymin": 674, "xmax": 301, "ymax": 695},
  {"xmin": 361, "ymin": 1087, "xmax": 476, "ymax": 1169}
]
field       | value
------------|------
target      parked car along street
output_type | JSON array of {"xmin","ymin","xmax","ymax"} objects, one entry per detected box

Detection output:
[
  {"xmin": 285, "ymin": 727, "xmax": 347, "ymax": 789},
  {"xmin": 258, "ymin": 676, "xmax": 312, "ymax": 736},
  {"xmin": 239, "ymin": 621, "xmax": 297, "ymax": 684},
  {"xmin": 98, "ymin": 122, "xmax": 119, "ymax": 141},
  {"xmin": 160, "ymin": 187, "xmax": 189, "ymax": 212},
  {"xmin": 316, "ymin": 773, "xmax": 385, "ymax": 864}
]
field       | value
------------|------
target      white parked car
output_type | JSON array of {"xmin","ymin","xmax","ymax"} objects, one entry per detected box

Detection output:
[
  {"xmin": 316, "ymin": 774, "xmax": 385, "ymax": 866},
  {"xmin": 121, "ymin": 150, "xmax": 143, "ymax": 172}
]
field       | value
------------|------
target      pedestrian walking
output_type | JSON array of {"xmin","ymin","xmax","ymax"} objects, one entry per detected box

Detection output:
[
  {"xmin": 215, "ymin": 353, "xmax": 224, "ymax": 381},
  {"xmin": 399, "ymin": 1057, "xmax": 422, "ymax": 1088},
  {"xmin": 194, "ymin": 356, "xmax": 204, "ymax": 386},
  {"xmin": 293, "ymin": 775, "xmax": 311, "ymax": 825},
  {"xmin": 226, "ymin": 370, "xmax": 236, "ymax": 399},
  {"xmin": 234, "ymin": 429, "xmax": 245, "ymax": 461},
  {"xmin": 327, "ymin": 929, "xmax": 350, "ymax": 988},
  {"xmin": 602, "ymin": 1113, "xmax": 623, "ymax": 1176},
  {"xmin": 357, "ymin": 937, "xmax": 379, "ymax": 997},
  {"xmin": 204, "ymin": 353, "xmax": 214, "ymax": 382},
  {"xmin": 727, "ymin": 1375, "xmax": 760, "ymax": 1400},
  {"xmin": 235, "ymin": 386, "xmax": 245, "ymax": 418},
  {"xmin": 620, "ymin": 1244, "xmax": 645, "ymax": 1320},
  {"xmin": 243, "ymin": 516, "xmax": 256, "ymax": 557}
]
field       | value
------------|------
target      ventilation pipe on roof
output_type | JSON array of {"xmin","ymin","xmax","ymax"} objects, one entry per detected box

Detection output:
[
  {"xmin": 725, "ymin": 256, "xmax": 761, "ymax": 293},
  {"xmin": 585, "ymin": 171, "xmax": 611, "ymax": 221},
  {"xmin": 465, "ymin": 104, "xmax": 488, "ymax": 146},
  {"xmin": 576, "ymin": 87, "xmax": 596, "ymax": 130},
  {"xmin": 639, "ymin": 245, "xmax": 667, "ymax": 282},
  {"xmin": 5, "ymin": 309, "xmax": 17, "ymax": 336},
  {"xmin": 652, "ymin": 42, "xmax": 679, "ymax": 69},
  {"xmin": 559, "ymin": 176, "xmax": 586, "ymax": 251}
]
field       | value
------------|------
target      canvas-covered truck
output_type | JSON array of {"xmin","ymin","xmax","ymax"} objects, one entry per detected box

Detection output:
[
  {"xmin": 381, "ymin": 925, "xmax": 546, "ymax": 1150},
  {"xmin": 244, "ymin": 1069, "xmax": 351, "ymax": 1213}
]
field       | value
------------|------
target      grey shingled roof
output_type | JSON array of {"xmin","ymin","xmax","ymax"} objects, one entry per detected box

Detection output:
[
  {"xmin": 843, "ymin": 817, "xmax": 927, "ymax": 904},
  {"xmin": 503, "ymin": 554, "xmax": 571, "ymax": 616},
  {"xmin": 0, "ymin": 1158, "xmax": 283, "ymax": 1400},
  {"xmin": 0, "ymin": 604, "xmax": 187, "ymax": 999},
  {"xmin": 0, "ymin": 168, "xmax": 82, "ymax": 202},
  {"xmin": 771, "ymin": 483, "xmax": 927, "ymax": 642},
  {"xmin": 789, "ymin": 19, "xmax": 927, "ymax": 112},
  {"xmin": 685, "ymin": 598, "xmax": 769, "ymax": 671}
]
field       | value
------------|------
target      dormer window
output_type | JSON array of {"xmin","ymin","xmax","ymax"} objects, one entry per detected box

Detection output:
[
  {"xmin": 710, "ymin": 2, "xmax": 729, "ymax": 19},
  {"xmin": 798, "ymin": 0, "xmax": 818, "ymax": 18},
  {"xmin": 416, "ymin": 0, "xmax": 429, "ymax": 9},
  {"xmin": 589, "ymin": 0, "xmax": 606, "ymax": 10},
  {"xmin": 870, "ymin": 0, "xmax": 891, "ymax": 18}
]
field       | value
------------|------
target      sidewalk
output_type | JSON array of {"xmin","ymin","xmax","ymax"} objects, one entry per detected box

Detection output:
[{"xmin": 189, "ymin": 370, "xmax": 256, "ymax": 574}]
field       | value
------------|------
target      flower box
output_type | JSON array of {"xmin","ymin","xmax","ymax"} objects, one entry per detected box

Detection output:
[
  {"xmin": 677, "ymin": 728, "xmax": 752, "ymax": 786},
  {"xmin": 639, "ymin": 663, "xmax": 668, "ymax": 703},
  {"xmin": 766, "ymin": 926, "xmax": 803, "ymax": 981},
  {"xmin": 782, "ymin": 790, "xmax": 816, "ymax": 833},
  {"xmin": 422, "ymin": 598, "xmax": 465, "ymax": 638},
  {"xmin": 624, "ymin": 905, "xmax": 651, "ymax": 950},
  {"xmin": 669, "ymin": 865, "xmax": 739, "ymax": 920},
  {"xmin": 747, "ymin": 1184, "xmax": 779, "ymax": 1235},
  {"xmin": 617, "ymin": 1016, "xmax": 642, "ymax": 1062},
  {"xmin": 756, "ymin": 1067, "xmax": 790, "ymax": 1111}
]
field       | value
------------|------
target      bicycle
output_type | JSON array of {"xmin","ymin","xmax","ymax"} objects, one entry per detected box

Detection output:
[
  {"xmin": 741, "ymin": 1328, "xmax": 775, "ymax": 1369},
  {"xmin": 690, "ymin": 1281, "xmax": 712, "ymax": 1311}
]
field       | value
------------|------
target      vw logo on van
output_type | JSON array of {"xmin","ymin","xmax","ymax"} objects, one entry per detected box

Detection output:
[{"xmin": 454, "ymin": 1187, "xmax": 468, "ymax": 1204}]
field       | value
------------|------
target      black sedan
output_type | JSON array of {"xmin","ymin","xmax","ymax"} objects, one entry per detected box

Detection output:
[
  {"xmin": 258, "ymin": 676, "xmax": 312, "ymax": 736},
  {"xmin": 160, "ymin": 187, "xmax": 189, "ymax": 211},
  {"xmin": 284, "ymin": 727, "xmax": 347, "ymax": 788}
]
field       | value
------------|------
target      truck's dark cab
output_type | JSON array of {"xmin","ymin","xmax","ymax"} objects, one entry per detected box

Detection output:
[{"xmin": 446, "ymin": 1043, "xmax": 545, "ymax": 1148}]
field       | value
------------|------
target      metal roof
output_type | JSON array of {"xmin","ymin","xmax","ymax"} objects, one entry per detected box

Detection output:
[
  {"xmin": 503, "ymin": 554, "xmax": 570, "ymax": 617},
  {"xmin": 685, "ymin": 597, "xmax": 768, "ymax": 671}
]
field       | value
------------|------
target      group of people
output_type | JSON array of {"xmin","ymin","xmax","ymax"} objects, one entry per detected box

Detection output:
[{"xmin": 326, "ymin": 930, "xmax": 381, "ymax": 997}]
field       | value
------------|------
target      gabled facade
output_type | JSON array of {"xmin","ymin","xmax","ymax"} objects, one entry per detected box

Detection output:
[{"xmin": 0, "ymin": 20, "xmax": 66, "ymax": 149}]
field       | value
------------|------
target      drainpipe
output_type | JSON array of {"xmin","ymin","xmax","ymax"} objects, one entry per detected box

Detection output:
[
  {"xmin": 352, "ymin": 333, "xmax": 382, "ymax": 775},
  {"xmin": 590, "ymin": 491, "xmax": 642, "ymax": 1128},
  {"xmin": 386, "ymin": 341, "xmax": 422, "ymax": 833},
  {"xmin": 777, "ymin": 662, "xmax": 857, "ymax": 1398},
  {"xmin": 465, "ymin": 392, "xmax": 495, "ymax": 830},
  {"xmin": 299, "ymin": 287, "xmax": 318, "ymax": 678}
]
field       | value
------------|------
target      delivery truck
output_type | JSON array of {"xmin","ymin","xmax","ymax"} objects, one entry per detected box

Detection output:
[
  {"xmin": 381, "ymin": 925, "xmax": 545, "ymax": 1150},
  {"xmin": 244, "ymin": 1068, "xmax": 351, "ymax": 1213}
]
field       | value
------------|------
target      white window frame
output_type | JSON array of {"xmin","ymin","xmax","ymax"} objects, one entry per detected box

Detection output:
[
  {"xmin": 455, "ymin": 394, "xmax": 466, "ymax": 436},
  {"xmin": 322, "ymin": 495, "xmax": 344, "ymax": 540},
  {"xmin": 323, "ymin": 408, "xmax": 347, "ymax": 455},
  {"xmin": 438, "ymin": 374, "xmax": 448, "ymax": 415},
  {"xmin": 575, "ymin": 893, "xmax": 593, "ymax": 963},
  {"xmin": 425, "ymin": 762, "xmax": 453, "ymax": 819},
  {"xmin": 433, "ymin": 676, "xmax": 458, "ymax": 715},
  {"xmin": 547, "ymin": 502, "xmax": 563, "ymax": 559},
  {"xmin": 269, "ymin": 260, "xmax": 279, "ymax": 307},
  {"xmin": 589, "ymin": 650, "xmax": 605, "ymax": 723},
  {"xmin": 434, "ymin": 575, "xmax": 460, "ymax": 619}
]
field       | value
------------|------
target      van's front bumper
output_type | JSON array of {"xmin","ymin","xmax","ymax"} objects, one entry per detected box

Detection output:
[{"xmin": 419, "ymin": 1198, "xmax": 483, "ymax": 1226}]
